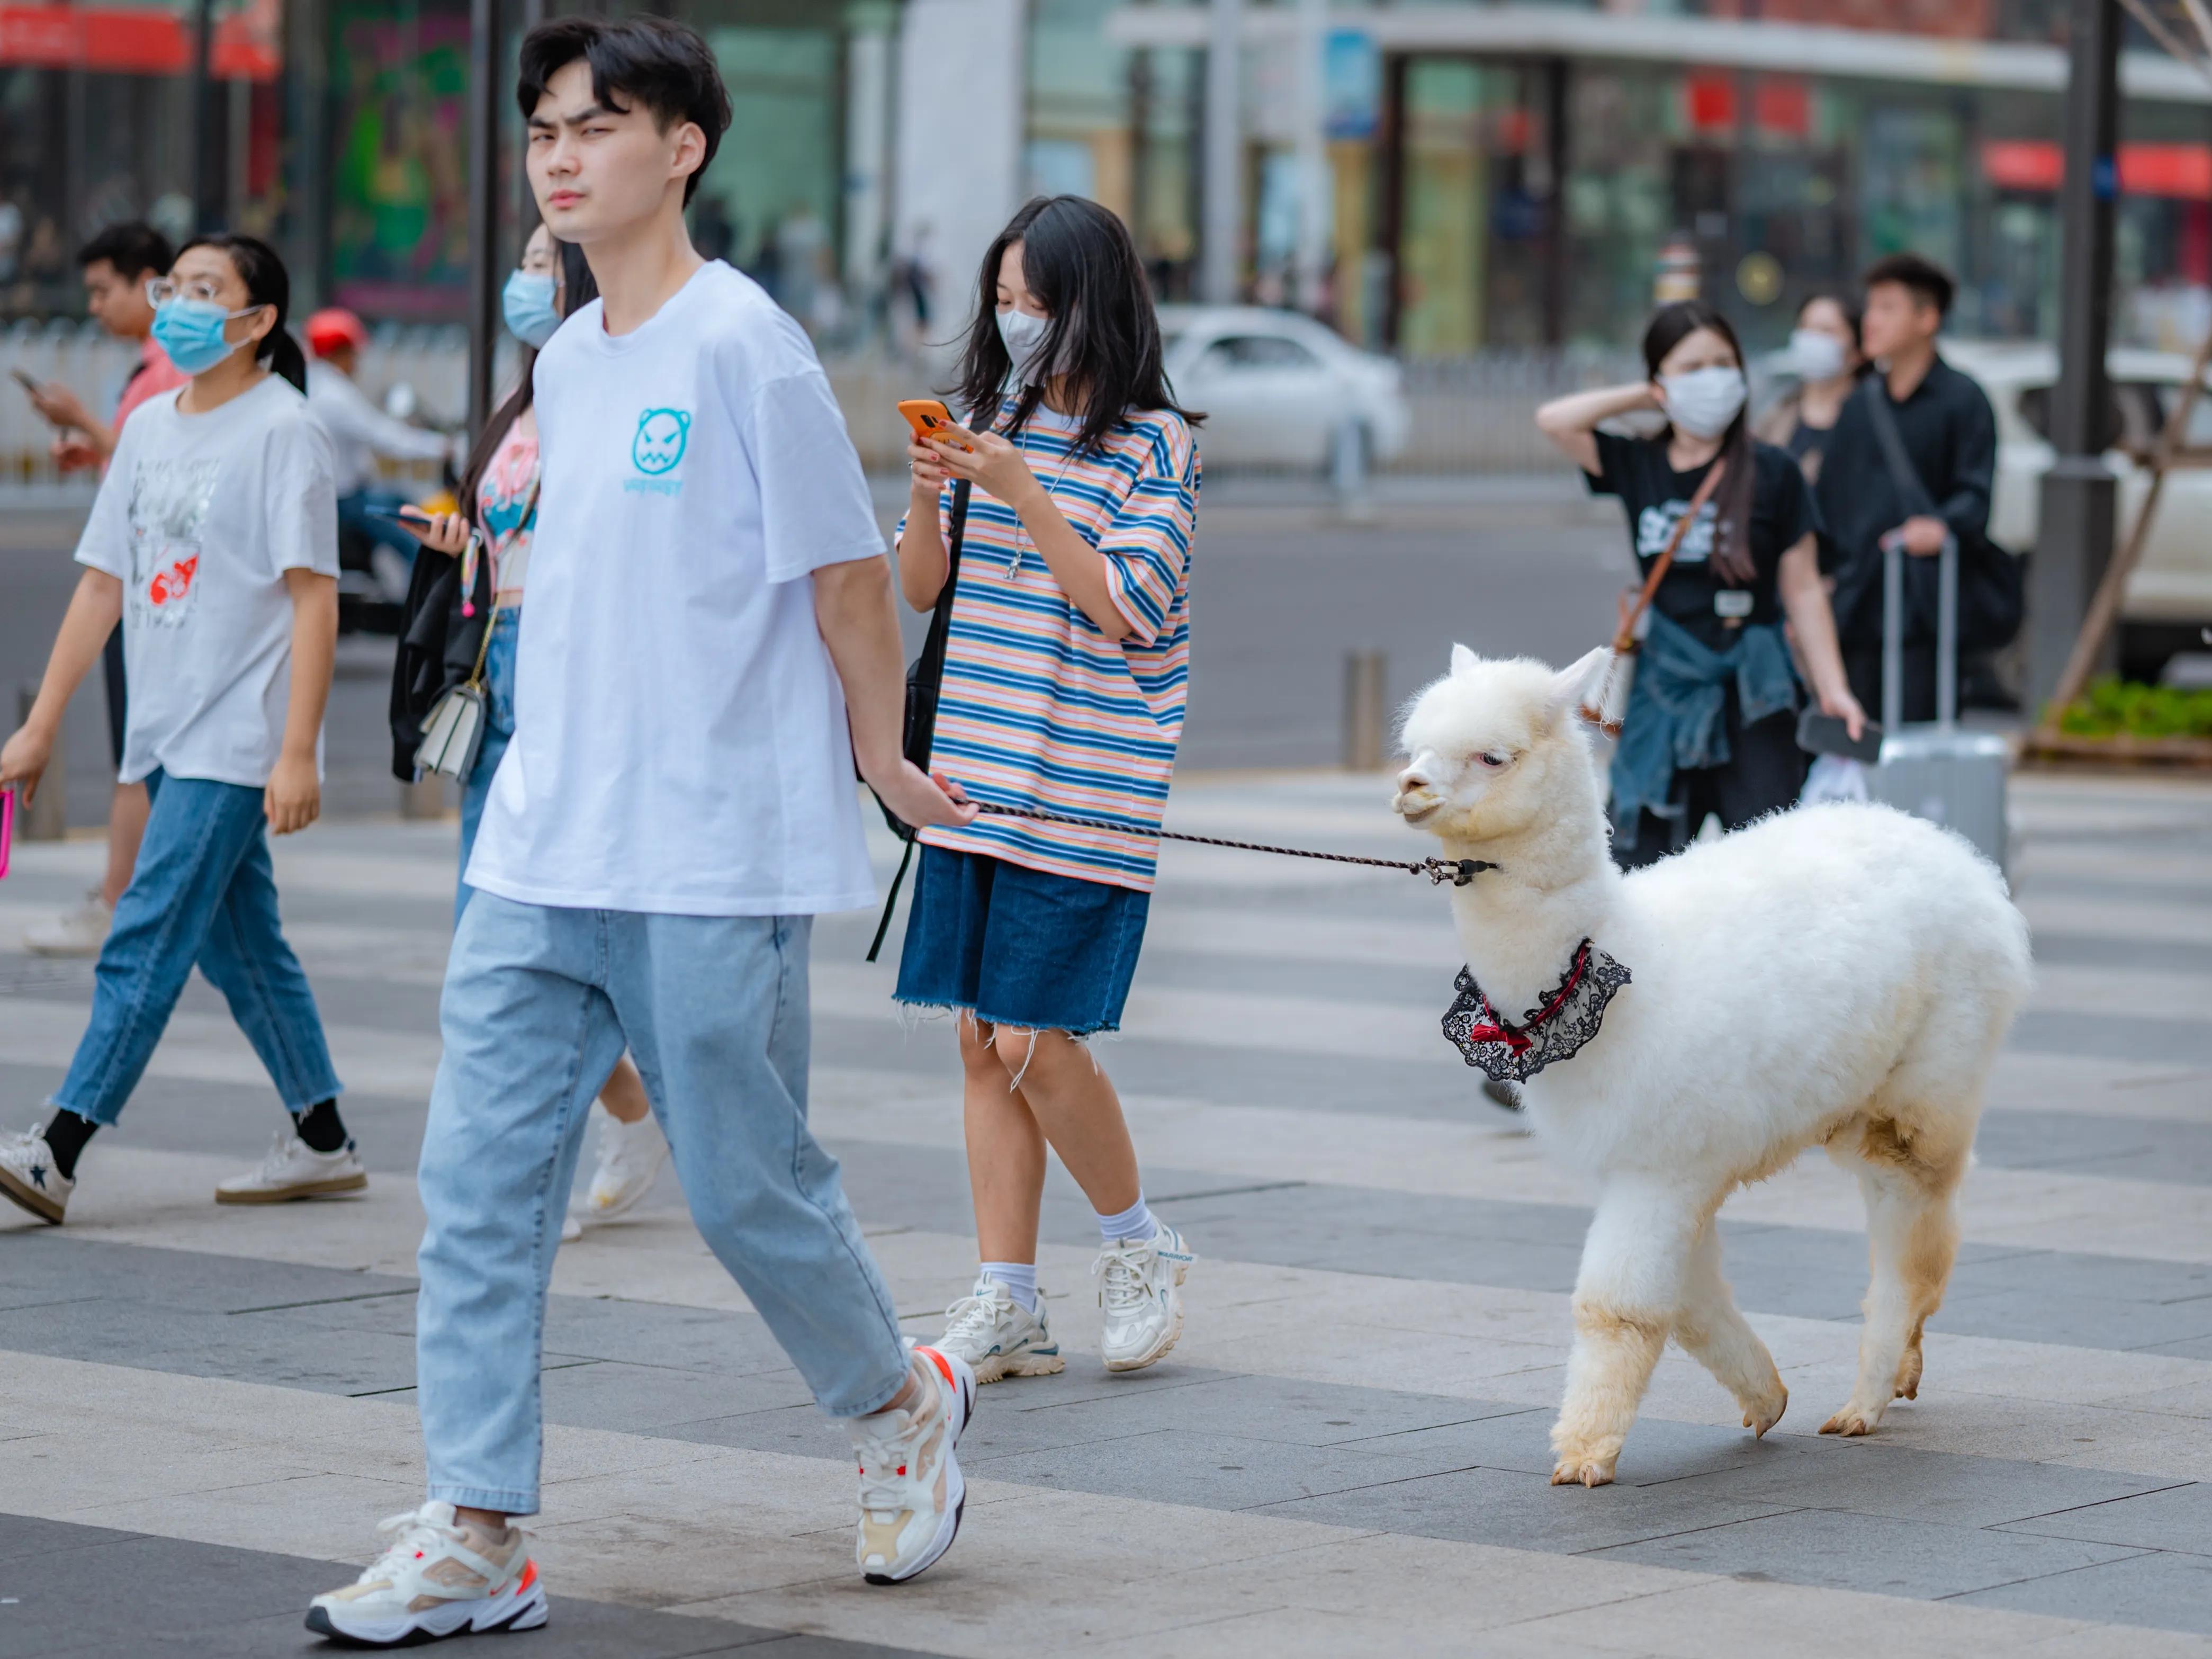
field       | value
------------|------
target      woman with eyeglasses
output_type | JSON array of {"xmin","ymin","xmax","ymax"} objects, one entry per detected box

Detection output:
[
  {"xmin": 391, "ymin": 223, "xmax": 664, "ymax": 1239},
  {"xmin": 0, "ymin": 234, "xmax": 362, "ymax": 1225}
]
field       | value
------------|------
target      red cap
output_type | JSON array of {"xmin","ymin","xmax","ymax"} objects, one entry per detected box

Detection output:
[{"xmin": 305, "ymin": 308, "xmax": 370, "ymax": 356}]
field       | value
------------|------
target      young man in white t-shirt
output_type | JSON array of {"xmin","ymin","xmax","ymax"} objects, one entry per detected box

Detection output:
[{"xmin": 308, "ymin": 19, "xmax": 980, "ymax": 1644}]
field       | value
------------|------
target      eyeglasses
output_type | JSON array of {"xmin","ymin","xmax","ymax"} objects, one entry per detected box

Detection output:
[{"xmin": 146, "ymin": 277, "xmax": 261, "ymax": 309}]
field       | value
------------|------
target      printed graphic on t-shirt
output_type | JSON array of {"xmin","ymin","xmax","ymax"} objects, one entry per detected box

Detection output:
[
  {"xmin": 625, "ymin": 408, "xmax": 690, "ymax": 496},
  {"xmin": 125, "ymin": 458, "xmax": 220, "ymax": 629},
  {"xmin": 1634, "ymin": 500, "xmax": 1716, "ymax": 565}
]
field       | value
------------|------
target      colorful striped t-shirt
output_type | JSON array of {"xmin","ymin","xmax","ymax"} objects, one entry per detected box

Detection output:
[{"xmin": 899, "ymin": 398, "xmax": 1200, "ymax": 892}]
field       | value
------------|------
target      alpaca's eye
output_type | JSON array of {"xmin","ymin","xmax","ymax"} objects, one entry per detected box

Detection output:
[{"xmin": 1477, "ymin": 751, "xmax": 1509, "ymax": 770}]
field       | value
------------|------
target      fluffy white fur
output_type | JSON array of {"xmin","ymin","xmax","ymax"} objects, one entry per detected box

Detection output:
[{"xmin": 1394, "ymin": 644, "xmax": 2033, "ymax": 1488}]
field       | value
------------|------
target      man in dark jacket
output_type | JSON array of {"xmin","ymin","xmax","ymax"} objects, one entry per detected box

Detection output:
[{"xmin": 1815, "ymin": 253, "xmax": 2002, "ymax": 723}]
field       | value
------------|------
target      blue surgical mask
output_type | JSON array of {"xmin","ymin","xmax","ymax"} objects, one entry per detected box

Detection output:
[
  {"xmin": 502, "ymin": 270, "xmax": 560, "ymax": 349},
  {"xmin": 151, "ymin": 298, "xmax": 259, "ymax": 377}
]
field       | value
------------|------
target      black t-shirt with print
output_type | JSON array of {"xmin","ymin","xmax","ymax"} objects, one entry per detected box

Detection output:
[{"xmin": 1586, "ymin": 431, "xmax": 1818, "ymax": 651}]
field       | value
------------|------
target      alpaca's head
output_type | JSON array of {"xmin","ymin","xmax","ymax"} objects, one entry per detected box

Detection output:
[{"xmin": 1393, "ymin": 644, "xmax": 1611, "ymax": 849}]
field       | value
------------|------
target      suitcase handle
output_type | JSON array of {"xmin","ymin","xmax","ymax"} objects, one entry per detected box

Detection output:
[{"xmin": 1881, "ymin": 534, "xmax": 1958, "ymax": 733}]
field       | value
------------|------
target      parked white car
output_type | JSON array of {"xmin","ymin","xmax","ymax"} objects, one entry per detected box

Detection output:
[
  {"xmin": 1157, "ymin": 305, "xmax": 1409, "ymax": 471},
  {"xmin": 1941, "ymin": 340, "xmax": 2212, "ymax": 665}
]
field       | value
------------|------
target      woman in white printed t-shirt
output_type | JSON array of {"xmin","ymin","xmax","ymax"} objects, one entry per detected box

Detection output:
[{"xmin": 0, "ymin": 234, "xmax": 362, "ymax": 1225}]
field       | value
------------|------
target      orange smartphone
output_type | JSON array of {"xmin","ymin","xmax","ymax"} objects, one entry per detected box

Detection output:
[{"xmin": 897, "ymin": 398, "xmax": 973, "ymax": 451}]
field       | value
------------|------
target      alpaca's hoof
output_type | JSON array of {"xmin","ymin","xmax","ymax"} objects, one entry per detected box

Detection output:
[
  {"xmin": 1743, "ymin": 1383, "xmax": 1787, "ymax": 1438},
  {"xmin": 1550, "ymin": 1457, "xmax": 1616, "ymax": 1488},
  {"xmin": 1819, "ymin": 1405, "xmax": 1880, "ymax": 1437},
  {"xmin": 1894, "ymin": 1346, "xmax": 1923, "ymax": 1401}
]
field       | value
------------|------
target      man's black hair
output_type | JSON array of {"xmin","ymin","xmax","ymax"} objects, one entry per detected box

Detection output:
[
  {"xmin": 77, "ymin": 221, "xmax": 174, "ymax": 282},
  {"xmin": 1863, "ymin": 252, "xmax": 1955, "ymax": 319},
  {"xmin": 517, "ymin": 16, "xmax": 732, "ymax": 207}
]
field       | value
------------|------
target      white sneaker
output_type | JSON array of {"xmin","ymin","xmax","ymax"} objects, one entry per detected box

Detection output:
[
  {"xmin": 215, "ymin": 1129, "xmax": 368, "ymax": 1204},
  {"xmin": 560, "ymin": 1213, "xmax": 583, "ymax": 1243},
  {"xmin": 306, "ymin": 1501, "xmax": 547, "ymax": 1646},
  {"xmin": 583, "ymin": 1104, "xmax": 667, "ymax": 1222},
  {"xmin": 24, "ymin": 891, "xmax": 111, "ymax": 958},
  {"xmin": 1095, "ymin": 1222, "xmax": 1194, "ymax": 1373},
  {"xmin": 937, "ymin": 1276, "xmax": 1065, "ymax": 1384},
  {"xmin": 848, "ymin": 1346, "xmax": 974, "ymax": 1585},
  {"xmin": 0, "ymin": 1127, "xmax": 71, "ymax": 1224}
]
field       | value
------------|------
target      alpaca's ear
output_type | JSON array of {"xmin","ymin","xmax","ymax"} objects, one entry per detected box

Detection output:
[
  {"xmin": 1450, "ymin": 643, "xmax": 1479, "ymax": 676},
  {"xmin": 1545, "ymin": 646, "xmax": 1613, "ymax": 723}
]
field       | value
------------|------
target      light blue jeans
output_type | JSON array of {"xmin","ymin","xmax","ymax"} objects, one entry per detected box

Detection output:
[
  {"xmin": 52, "ymin": 768, "xmax": 340, "ymax": 1125},
  {"xmin": 454, "ymin": 607, "xmax": 518, "ymax": 926},
  {"xmin": 415, "ymin": 891, "xmax": 910, "ymax": 1515}
]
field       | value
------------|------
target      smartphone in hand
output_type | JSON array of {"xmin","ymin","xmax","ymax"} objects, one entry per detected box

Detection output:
[
  {"xmin": 897, "ymin": 399, "xmax": 973, "ymax": 451},
  {"xmin": 1796, "ymin": 707, "xmax": 1882, "ymax": 765}
]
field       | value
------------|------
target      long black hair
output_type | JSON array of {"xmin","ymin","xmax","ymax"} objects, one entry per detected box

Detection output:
[
  {"xmin": 175, "ymin": 232, "xmax": 307, "ymax": 393},
  {"xmin": 1641, "ymin": 299, "xmax": 1757, "ymax": 587},
  {"xmin": 948, "ymin": 195, "xmax": 1200, "ymax": 454},
  {"xmin": 456, "ymin": 237, "xmax": 597, "ymax": 531}
]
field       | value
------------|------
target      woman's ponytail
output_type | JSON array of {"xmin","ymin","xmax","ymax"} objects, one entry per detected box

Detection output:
[{"xmin": 269, "ymin": 328, "xmax": 308, "ymax": 394}]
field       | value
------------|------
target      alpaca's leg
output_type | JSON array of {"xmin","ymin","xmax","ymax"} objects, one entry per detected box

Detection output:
[
  {"xmin": 1675, "ymin": 1218, "xmax": 1788, "ymax": 1437},
  {"xmin": 1822, "ymin": 1120, "xmax": 1965, "ymax": 1437},
  {"xmin": 1552, "ymin": 1183, "xmax": 1699, "ymax": 1488}
]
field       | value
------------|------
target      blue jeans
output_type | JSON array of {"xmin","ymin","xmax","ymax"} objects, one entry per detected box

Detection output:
[
  {"xmin": 415, "ymin": 892, "xmax": 909, "ymax": 1514},
  {"xmin": 454, "ymin": 608, "xmax": 519, "ymax": 926},
  {"xmin": 52, "ymin": 769, "xmax": 341, "ymax": 1125}
]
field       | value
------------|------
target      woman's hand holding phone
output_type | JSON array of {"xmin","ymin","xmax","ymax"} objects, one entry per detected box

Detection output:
[
  {"xmin": 923, "ymin": 425, "xmax": 1037, "ymax": 507},
  {"xmin": 907, "ymin": 432, "xmax": 955, "ymax": 497},
  {"xmin": 395, "ymin": 505, "xmax": 471, "ymax": 557}
]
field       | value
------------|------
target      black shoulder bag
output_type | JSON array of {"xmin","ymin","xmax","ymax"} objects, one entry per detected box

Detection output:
[{"xmin": 865, "ymin": 476, "xmax": 972, "ymax": 962}]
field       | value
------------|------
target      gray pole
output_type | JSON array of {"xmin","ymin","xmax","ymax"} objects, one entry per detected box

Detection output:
[
  {"xmin": 466, "ymin": 0, "xmax": 501, "ymax": 437},
  {"xmin": 1200, "ymin": 0, "xmax": 1242, "ymax": 306},
  {"xmin": 190, "ymin": 0, "xmax": 217, "ymax": 230},
  {"xmin": 2029, "ymin": 0, "xmax": 2121, "ymax": 706}
]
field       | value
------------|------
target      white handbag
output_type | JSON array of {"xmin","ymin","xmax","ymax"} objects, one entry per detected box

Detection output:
[
  {"xmin": 415, "ymin": 532, "xmax": 502, "ymax": 782},
  {"xmin": 1579, "ymin": 456, "xmax": 1731, "ymax": 738}
]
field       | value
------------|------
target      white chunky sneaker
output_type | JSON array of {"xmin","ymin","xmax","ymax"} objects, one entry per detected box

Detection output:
[
  {"xmin": 24, "ymin": 890, "xmax": 111, "ymax": 957},
  {"xmin": 848, "ymin": 1346, "xmax": 974, "ymax": 1584},
  {"xmin": 306, "ymin": 1501, "xmax": 547, "ymax": 1646},
  {"xmin": 560, "ymin": 1213, "xmax": 583, "ymax": 1243},
  {"xmin": 583, "ymin": 1103, "xmax": 667, "ymax": 1222},
  {"xmin": 0, "ymin": 1127, "xmax": 72, "ymax": 1224},
  {"xmin": 215, "ymin": 1130, "xmax": 368, "ymax": 1205},
  {"xmin": 937, "ymin": 1276, "xmax": 1065, "ymax": 1384},
  {"xmin": 1095, "ymin": 1222, "xmax": 1194, "ymax": 1373}
]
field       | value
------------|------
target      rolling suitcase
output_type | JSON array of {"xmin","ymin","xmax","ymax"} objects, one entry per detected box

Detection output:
[{"xmin": 1866, "ymin": 536, "xmax": 2010, "ymax": 874}]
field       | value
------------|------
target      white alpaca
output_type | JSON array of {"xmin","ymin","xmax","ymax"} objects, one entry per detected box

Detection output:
[{"xmin": 1393, "ymin": 644, "xmax": 2031, "ymax": 1488}]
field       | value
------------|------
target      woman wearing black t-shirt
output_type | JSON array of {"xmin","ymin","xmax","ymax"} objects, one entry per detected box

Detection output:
[{"xmin": 1536, "ymin": 301, "xmax": 1864, "ymax": 869}]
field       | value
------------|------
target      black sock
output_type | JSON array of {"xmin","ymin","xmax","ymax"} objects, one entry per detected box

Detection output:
[
  {"xmin": 43, "ymin": 1111, "xmax": 98, "ymax": 1181},
  {"xmin": 293, "ymin": 1099, "xmax": 348, "ymax": 1154}
]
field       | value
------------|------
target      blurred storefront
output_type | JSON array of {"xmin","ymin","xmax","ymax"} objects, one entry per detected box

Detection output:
[{"xmin": 1071, "ymin": 0, "xmax": 2212, "ymax": 354}]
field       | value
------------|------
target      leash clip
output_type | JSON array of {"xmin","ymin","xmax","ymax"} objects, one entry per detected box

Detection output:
[{"xmin": 1427, "ymin": 858, "xmax": 1496, "ymax": 887}]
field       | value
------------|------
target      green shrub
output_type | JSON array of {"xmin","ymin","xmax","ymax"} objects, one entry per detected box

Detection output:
[{"xmin": 2048, "ymin": 676, "xmax": 2212, "ymax": 739}]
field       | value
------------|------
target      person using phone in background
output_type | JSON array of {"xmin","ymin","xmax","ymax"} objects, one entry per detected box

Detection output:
[
  {"xmin": 894, "ymin": 195, "xmax": 1204, "ymax": 1388},
  {"xmin": 1535, "ymin": 299, "xmax": 1864, "ymax": 872},
  {"xmin": 15, "ymin": 223, "xmax": 186, "ymax": 957},
  {"xmin": 0, "ymin": 234, "xmax": 362, "ymax": 1225},
  {"xmin": 394, "ymin": 220, "xmax": 664, "ymax": 1240},
  {"xmin": 308, "ymin": 23, "xmax": 978, "ymax": 1639}
]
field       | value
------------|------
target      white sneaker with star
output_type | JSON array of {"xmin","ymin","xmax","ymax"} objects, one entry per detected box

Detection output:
[
  {"xmin": 0, "ymin": 1127, "xmax": 72, "ymax": 1224},
  {"xmin": 583, "ymin": 1103, "xmax": 667, "ymax": 1222},
  {"xmin": 1095, "ymin": 1221, "xmax": 1194, "ymax": 1373},
  {"xmin": 24, "ymin": 890, "xmax": 111, "ymax": 958},
  {"xmin": 305, "ymin": 1501, "xmax": 547, "ymax": 1646},
  {"xmin": 214, "ymin": 1130, "xmax": 368, "ymax": 1204},
  {"xmin": 848, "ymin": 1346, "xmax": 974, "ymax": 1584},
  {"xmin": 937, "ymin": 1276, "xmax": 1065, "ymax": 1384}
]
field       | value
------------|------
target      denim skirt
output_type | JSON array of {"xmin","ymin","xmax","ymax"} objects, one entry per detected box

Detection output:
[{"xmin": 893, "ymin": 845, "xmax": 1150, "ymax": 1036}]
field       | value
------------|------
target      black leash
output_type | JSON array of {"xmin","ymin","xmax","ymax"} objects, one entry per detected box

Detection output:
[{"xmin": 974, "ymin": 802, "xmax": 1499, "ymax": 886}]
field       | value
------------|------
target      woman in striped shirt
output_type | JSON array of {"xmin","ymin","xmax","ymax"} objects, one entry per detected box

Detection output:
[{"xmin": 895, "ymin": 196, "xmax": 1202, "ymax": 1385}]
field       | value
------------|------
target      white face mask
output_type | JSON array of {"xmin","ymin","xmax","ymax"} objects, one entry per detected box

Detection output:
[
  {"xmin": 1788, "ymin": 327, "xmax": 1849, "ymax": 382},
  {"xmin": 996, "ymin": 306, "xmax": 1053, "ymax": 384},
  {"xmin": 1660, "ymin": 364, "xmax": 1748, "ymax": 440}
]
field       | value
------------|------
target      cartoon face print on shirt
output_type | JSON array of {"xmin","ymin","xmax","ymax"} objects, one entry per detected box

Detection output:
[
  {"xmin": 631, "ymin": 409, "xmax": 690, "ymax": 475},
  {"xmin": 124, "ymin": 458, "xmax": 221, "ymax": 629}
]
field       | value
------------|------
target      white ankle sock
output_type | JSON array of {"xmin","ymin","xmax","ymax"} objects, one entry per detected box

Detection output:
[
  {"xmin": 979, "ymin": 1261, "xmax": 1038, "ymax": 1313},
  {"xmin": 1095, "ymin": 1196, "xmax": 1157, "ymax": 1245}
]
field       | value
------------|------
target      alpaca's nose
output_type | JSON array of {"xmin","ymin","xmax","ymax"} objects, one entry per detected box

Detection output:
[{"xmin": 1398, "ymin": 763, "xmax": 1431, "ymax": 794}]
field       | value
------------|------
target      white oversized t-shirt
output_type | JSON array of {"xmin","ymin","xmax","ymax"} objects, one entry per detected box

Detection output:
[
  {"xmin": 75, "ymin": 376, "xmax": 339, "ymax": 788},
  {"xmin": 463, "ymin": 261, "xmax": 885, "ymax": 915}
]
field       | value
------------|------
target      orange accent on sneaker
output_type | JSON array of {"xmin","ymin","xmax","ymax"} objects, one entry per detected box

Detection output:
[
  {"xmin": 919, "ymin": 1346, "xmax": 955, "ymax": 1389},
  {"xmin": 516, "ymin": 1560, "xmax": 538, "ymax": 1593}
]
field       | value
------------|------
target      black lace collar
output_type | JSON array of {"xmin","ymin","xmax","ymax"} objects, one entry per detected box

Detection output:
[{"xmin": 1442, "ymin": 940, "xmax": 1631, "ymax": 1084}]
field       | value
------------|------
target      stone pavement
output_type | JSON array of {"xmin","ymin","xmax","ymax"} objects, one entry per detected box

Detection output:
[{"xmin": 0, "ymin": 768, "xmax": 2209, "ymax": 1657}]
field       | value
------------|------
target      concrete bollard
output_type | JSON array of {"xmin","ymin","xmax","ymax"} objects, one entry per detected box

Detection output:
[
  {"xmin": 1343, "ymin": 650, "xmax": 1388, "ymax": 772},
  {"xmin": 16, "ymin": 684, "xmax": 64, "ymax": 840},
  {"xmin": 1330, "ymin": 418, "xmax": 1374, "ymax": 522}
]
